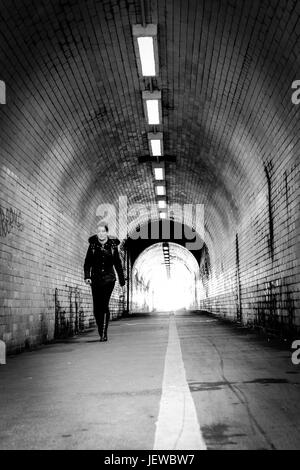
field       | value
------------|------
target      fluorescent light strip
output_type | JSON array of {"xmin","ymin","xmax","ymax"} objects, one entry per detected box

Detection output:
[
  {"xmin": 137, "ymin": 37, "xmax": 156, "ymax": 76},
  {"xmin": 132, "ymin": 24, "xmax": 158, "ymax": 77},
  {"xmin": 154, "ymin": 167, "xmax": 164, "ymax": 180},
  {"xmin": 146, "ymin": 99, "xmax": 160, "ymax": 125},
  {"xmin": 158, "ymin": 200, "xmax": 166, "ymax": 209},
  {"xmin": 150, "ymin": 139, "xmax": 162, "ymax": 156},
  {"xmin": 155, "ymin": 185, "xmax": 165, "ymax": 196}
]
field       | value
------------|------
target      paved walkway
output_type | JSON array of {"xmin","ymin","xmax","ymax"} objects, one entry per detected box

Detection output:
[{"xmin": 0, "ymin": 311, "xmax": 299, "ymax": 450}]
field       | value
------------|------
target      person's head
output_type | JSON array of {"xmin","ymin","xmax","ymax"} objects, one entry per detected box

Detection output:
[{"xmin": 97, "ymin": 222, "xmax": 109, "ymax": 240}]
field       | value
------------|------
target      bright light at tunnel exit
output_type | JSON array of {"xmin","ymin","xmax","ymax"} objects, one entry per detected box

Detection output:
[
  {"xmin": 131, "ymin": 242, "xmax": 199, "ymax": 314},
  {"xmin": 151, "ymin": 271, "xmax": 193, "ymax": 311}
]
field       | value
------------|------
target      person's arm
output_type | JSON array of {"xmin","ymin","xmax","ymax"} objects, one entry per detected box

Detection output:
[
  {"xmin": 84, "ymin": 244, "xmax": 93, "ymax": 281},
  {"xmin": 112, "ymin": 242, "xmax": 125, "ymax": 287}
]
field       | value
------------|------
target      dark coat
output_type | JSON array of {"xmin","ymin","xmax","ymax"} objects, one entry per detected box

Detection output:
[{"xmin": 84, "ymin": 235, "xmax": 125, "ymax": 286}]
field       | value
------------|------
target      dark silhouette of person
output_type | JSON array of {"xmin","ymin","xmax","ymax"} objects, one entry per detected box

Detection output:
[{"xmin": 84, "ymin": 223, "xmax": 125, "ymax": 341}]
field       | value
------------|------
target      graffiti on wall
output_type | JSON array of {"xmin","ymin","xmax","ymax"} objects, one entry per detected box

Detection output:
[
  {"xmin": 0, "ymin": 205, "xmax": 24, "ymax": 237},
  {"xmin": 256, "ymin": 278, "xmax": 296, "ymax": 335},
  {"xmin": 54, "ymin": 286, "xmax": 87, "ymax": 339}
]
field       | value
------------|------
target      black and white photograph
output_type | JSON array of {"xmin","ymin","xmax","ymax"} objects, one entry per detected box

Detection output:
[{"xmin": 0, "ymin": 0, "xmax": 299, "ymax": 454}]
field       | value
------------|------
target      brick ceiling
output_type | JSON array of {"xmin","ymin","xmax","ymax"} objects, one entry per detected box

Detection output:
[{"xmin": 0, "ymin": 0, "xmax": 299, "ymax": 258}]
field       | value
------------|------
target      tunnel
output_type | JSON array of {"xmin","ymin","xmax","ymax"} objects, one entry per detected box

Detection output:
[{"xmin": 0, "ymin": 0, "xmax": 299, "ymax": 451}]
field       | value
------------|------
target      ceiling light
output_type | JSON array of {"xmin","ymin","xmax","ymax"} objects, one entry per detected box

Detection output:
[
  {"xmin": 142, "ymin": 91, "xmax": 161, "ymax": 125},
  {"xmin": 155, "ymin": 185, "xmax": 166, "ymax": 196},
  {"xmin": 132, "ymin": 24, "xmax": 159, "ymax": 77},
  {"xmin": 146, "ymin": 100, "xmax": 159, "ymax": 124},
  {"xmin": 148, "ymin": 132, "xmax": 163, "ymax": 157},
  {"xmin": 152, "ymin": 162, "xmax": 165, "ymax": 180},
  {"xmin": 137, "ymin": 37, "xmax": 155, "ymax": 75},
  {"xmin": 158, "ymin": 200, "xmax": 166, "ymax": 209},
  {"xmin": 154, "ymin": 168, "xmax": 164, "ymax": 180},
  {"xmin": 150, "ymin": 139, "xmax": 161, "ymax": 156}
]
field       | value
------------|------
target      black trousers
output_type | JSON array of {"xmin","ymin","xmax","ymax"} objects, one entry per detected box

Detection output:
[{"xmin": 91, "ymin": 277, "xmax": 115, "ymax": 337}]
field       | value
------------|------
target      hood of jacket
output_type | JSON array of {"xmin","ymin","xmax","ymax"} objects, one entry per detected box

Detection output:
[{"xmin": 88, "ymin": 234, "xmax": 120, "ymax": 246}]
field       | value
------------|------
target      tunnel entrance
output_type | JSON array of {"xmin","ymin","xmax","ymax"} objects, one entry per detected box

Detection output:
[{"xmin": 130, "ymin": 242, "xmax": 201, "ymax": 313}]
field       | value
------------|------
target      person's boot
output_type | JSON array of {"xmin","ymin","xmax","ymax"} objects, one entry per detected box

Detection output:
[
  {"xmin": 97, "ymin": 324, "xmax": 103, "ymax": 342},
  {"xmin": 101, "ymin": 313, "xmax": 107, "ymax": 341},
  {"xmin": 103, "ymin": 311, "xmax": 109, "ymax": 341}
]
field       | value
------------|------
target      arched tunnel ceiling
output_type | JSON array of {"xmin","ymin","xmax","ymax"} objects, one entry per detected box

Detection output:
[
  {"xmin": 125, "ymin": 219, "xmax": 205, "ymax": 266},
  {"xmin": 0, "ymin": 0, "xmax": 299, "ymax": 253}
]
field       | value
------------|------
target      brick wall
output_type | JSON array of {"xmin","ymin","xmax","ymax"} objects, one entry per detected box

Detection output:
[
  {"xmin": 0, "ymin": 158, "xmax": 97, "ymax": 353},
  {"xmin": 199, "ymin": 159, "xmax": 300, "ymax": 337}
]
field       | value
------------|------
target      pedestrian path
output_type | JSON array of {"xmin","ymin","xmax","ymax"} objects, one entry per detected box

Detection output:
[{"xmin": 0, "ymin": 311, "xmax": 299, "ymax": 449}]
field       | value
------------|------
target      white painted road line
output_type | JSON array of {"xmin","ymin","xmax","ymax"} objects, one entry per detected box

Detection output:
[
  {"xmin": 153, "ymin": 315, "xmax": 207, "ymax": 450},
  {"xmin": 123, "ymin": 319, "xmax": 217, "ymax": 326}
]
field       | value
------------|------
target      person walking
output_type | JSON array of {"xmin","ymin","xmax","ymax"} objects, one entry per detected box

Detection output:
[{"xmin": 84, "ymin": 223, "xmax": 125, "ymax": 342}]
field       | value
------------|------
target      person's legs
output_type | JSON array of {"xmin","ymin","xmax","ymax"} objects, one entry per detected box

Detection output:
[
  {"xmin": 101, "ymin": 280, "xmax": 115, "ymax": 340},
  {"xmin": 91, "ymin": 282, "xmax": 104, "ymax": 337},
  {"xmin": 91, "ymin": 279, "xmax": 115, "ymax": 339}
]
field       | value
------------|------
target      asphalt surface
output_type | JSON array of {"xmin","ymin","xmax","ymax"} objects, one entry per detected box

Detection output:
[{"xmin": 0, "ymin": 311, "xmax": 299, "ymax": 450}]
